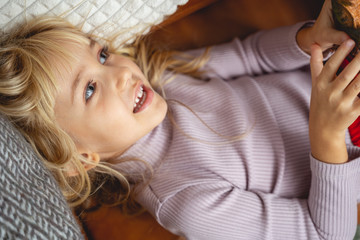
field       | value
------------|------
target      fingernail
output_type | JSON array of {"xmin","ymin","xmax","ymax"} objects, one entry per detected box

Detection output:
[{"xmin": 346, "ymin": 39, "xmax": 355, "ymax": 47}]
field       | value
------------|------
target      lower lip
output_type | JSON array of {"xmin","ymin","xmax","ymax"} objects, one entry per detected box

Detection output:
[{"xmin": 133, "ymin": 85, "xmax": 154, "ymax": 113}]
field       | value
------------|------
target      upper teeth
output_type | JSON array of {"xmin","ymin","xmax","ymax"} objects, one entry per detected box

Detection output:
[{"xmin": 134, "ymin": 86, "xmax": 144, "ymax": 107}]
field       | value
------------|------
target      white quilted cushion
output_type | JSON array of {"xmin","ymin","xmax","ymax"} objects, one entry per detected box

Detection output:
[{"xmin": 0, "ymin": 0, "xmax": 188, "ymax": 45}]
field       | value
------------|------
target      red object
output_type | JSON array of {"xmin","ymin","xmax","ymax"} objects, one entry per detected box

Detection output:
[
  {"xmin": 349, "ymin": 116, "xmax": 360, "ymax": 146},
  {"xmin": 337, "ymin": 50, "xmax": 360, "ymax": 146}
]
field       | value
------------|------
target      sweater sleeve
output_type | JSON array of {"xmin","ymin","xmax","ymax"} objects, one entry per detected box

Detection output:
[
  {"xmin": 308, "ymin": 147, "xmax": 360, "ymax": 239},
  {"xmin": 156, "ymin": 155, "xmax": 360, "ymax": 240},
  {"xmin": 187, "ymin": 22, "xmax": 312, "ymax": 80}
]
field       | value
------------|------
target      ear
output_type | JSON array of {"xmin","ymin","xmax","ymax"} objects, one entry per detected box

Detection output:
[{"xmin": 66, "ymin": 152, "xmax": 100, "ymax": 177}]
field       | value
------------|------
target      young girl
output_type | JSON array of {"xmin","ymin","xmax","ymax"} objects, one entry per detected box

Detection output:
[{"xmin": 1, "ymin": 0, "xmax": 360, "ymax": 239}]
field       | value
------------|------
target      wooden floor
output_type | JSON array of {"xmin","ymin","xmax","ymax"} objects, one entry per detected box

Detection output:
[
  {"xmin": 78, "ymin": 1, "xmax": 337, "ymax": 239},
  {"xmin": 79, "ymin": 206, "xmax": 182, "ymax": 240},
  {"xmin": 148, "ymin": 0, "xmax": 323, "ymax": 50}
]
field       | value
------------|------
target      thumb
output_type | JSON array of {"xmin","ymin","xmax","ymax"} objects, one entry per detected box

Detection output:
[{"xmin": 310, "ymin": 44, "xmax": 324, "ymax": 82}]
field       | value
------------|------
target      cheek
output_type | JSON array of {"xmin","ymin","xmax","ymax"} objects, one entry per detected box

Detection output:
[
  {"xmin": 90, "ymin": 100, "xmax": 136, "ymax": 136},
  {"xmin": 54, "ymin": 105, "xmax": 81, "ymax": 134},
  {"xmin": 83, "ymin": 113, "xmax": 138, "ymax": 154},
  {"xmin": 99, "ymin": 97, "xmax": 131, "ymax": 122}
]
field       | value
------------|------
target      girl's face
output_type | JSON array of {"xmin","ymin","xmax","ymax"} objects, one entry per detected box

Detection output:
[{"xmin": 54, "ymin": 39, "xmax": 168, "ymax": 159}]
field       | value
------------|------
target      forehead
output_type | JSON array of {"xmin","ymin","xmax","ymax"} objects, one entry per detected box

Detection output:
[
  {"xmin": 52, "ymin": 39, "xmax": 92, "ymax": 117},
  {"xmin": 53, "ymin": 37, "xmax": 91, "ymax": 79}
]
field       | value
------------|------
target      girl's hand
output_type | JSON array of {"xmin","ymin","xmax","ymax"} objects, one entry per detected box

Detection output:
[
  {"xmin": 309, "ymin": 39, "xmax": 360, "ymax": 164},
  {"xmin": 297, "ymin": 0, "xmax": 349, "ymax": 55}
]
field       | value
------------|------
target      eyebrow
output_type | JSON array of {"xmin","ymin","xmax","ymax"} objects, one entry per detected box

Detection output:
[
  {"xmin": 71, "ymin": 39, "xmax": 96, "ymax": 104},
  {"xmin": 71, "ymin": 71, "xmax": 82, "ymax": 104},
  {"xmin": 89, "ymin": 38, "xmax": 96, "ymax": 49}
]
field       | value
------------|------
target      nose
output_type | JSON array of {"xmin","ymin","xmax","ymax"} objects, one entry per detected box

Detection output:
[{"xmin": 114, "ymin": 67, "xmax": 133, "ymax": 91}]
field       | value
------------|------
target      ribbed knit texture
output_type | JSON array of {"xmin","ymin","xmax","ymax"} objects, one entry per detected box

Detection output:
[
  {"xmin": 0, "ymin": 114, "xmax": 84, "ymax": 239},
  {"xmin": 115, "ymin": 22, "xmax": 360, "ymax": 240}
]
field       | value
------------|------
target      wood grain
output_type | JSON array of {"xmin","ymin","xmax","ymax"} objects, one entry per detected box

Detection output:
[{"xmin": 147, "ymin": 0, "xmax": 323, "ymax": 50}]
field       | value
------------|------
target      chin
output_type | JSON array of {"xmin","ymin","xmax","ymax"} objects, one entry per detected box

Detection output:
[
  {"xmin": 140, "ymin": 92, "xmax": 167, "ymax": 124},
  {"xmin": 155, "ymin": 95, "xmax": 168, "ymax": 122}
]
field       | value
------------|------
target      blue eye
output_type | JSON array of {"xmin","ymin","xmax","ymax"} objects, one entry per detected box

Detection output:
[
  {"xmin": 85, "ymin": 81, "xmax": 96, "ymax": 102},
  {"xmin": 99, "ymin": 46, "xmax": 109, "ymax": 64}
]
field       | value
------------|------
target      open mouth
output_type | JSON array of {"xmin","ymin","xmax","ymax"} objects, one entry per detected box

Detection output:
[{"xmin": 133, "ymin": 85, "xmax": 147, "ymax": 113}]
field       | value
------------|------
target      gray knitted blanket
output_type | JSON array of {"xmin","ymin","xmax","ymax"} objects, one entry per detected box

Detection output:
[{"xmin": 0, "ymin": 113, "xmax": 84, "ymax": 239}]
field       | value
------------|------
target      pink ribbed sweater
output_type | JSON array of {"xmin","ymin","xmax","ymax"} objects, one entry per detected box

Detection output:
[{"xmin": 115, "ymin": 22, "xmax": 360, "ymax": 240}]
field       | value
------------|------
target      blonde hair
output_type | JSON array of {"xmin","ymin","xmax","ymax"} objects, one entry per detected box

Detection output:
[{"xmin": 0, "ymin": 16, "xmax": 209, "ymax": 211}]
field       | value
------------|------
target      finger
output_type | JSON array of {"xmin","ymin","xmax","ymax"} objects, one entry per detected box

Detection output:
[
  {"xmin": 343, "ymin": 69, "xmax": 360, "ymax": 100},
  {"xmin": 325, "ymin": 29, "xmax": 350, "ymax": 46},
  {"xmin": 353, "ymin": 97, "xmax": 360, "ymax": 115},
  {"xmin": 321, "ymin": 39, "xmax": 355, "ymax": 82},
  {"xmin": 335, "ymin": 50, "xmax": 360, "ymax": 91},
  {"xmin": 310, "ymin": 44, "xmax": 324, "ymax": 81},
  {"xmin": 321, "ymin": 0, "xmax": 331, "ymax": 14}
]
